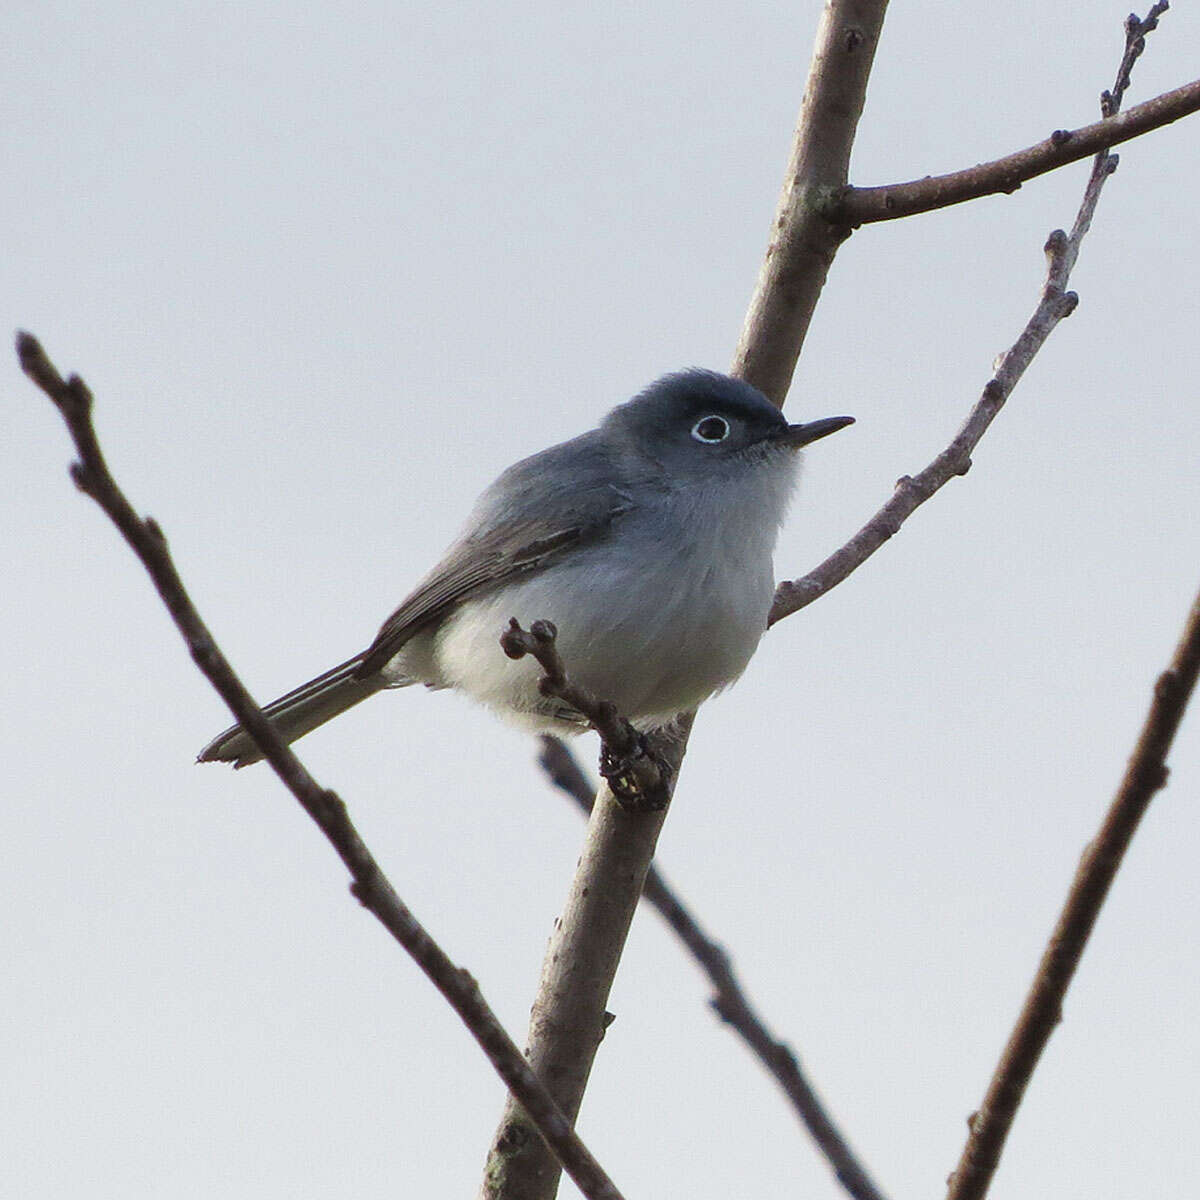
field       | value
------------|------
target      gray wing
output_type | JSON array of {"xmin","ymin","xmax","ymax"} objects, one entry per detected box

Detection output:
[{"xmin": 356, "ymin": 431, "xmax": 634, "ymax": 678}]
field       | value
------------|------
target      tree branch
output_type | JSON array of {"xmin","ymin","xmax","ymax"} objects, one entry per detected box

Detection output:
[
  {"xmin": 939, "ymin": 20, "xmax": 1195, "ymax": 1198},
  {"xmin": 500, "ymin": 619, "xmax": 672, "ymax": 811},
  {"xmin": 538, "ymin": 737, "xmax": 888, "ymax": 1200},
  {"xmin": 731, "ymin": 0, "xmax": 892, "ymax": 404},
  {"xmin": 838, "ymin": 75, "xmax": 1199, "ymax": 226},
  {"xmin": 945, "ymin": 582, "xmax": 1200, "ymax": 1200},
  {"xmin": 768, "ymin": 226, "xmax": 1077, "ymax": 625},
  {"xmin": 481, "ymin": 6, "xmax": 893, "ymax": 1196},
  {"xmin": 770, "ymin": 0, "xmax": 1170, "ymax": 626},
  {"xmin": 16, "ymin": 331, "xmax": 627, "ymax": 1200},
  {"xmin": 479, "ymin": 725, "xmax": 686, "ymax": 1200}
]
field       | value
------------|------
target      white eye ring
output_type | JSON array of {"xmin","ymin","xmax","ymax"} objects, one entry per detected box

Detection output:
[{"xmin": 691, "ymin": 415, "xmax": 730, "ymax": 444}]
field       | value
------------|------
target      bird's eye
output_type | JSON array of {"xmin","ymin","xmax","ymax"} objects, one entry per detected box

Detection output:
[{"xmin": 691, "ymin": 415, "xmax": 730, "ymax": 444}]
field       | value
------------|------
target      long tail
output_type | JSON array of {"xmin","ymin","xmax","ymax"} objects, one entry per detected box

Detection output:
[{"xmin": 198, "ymin": 655, "xmax": 387, "ymax": 768}]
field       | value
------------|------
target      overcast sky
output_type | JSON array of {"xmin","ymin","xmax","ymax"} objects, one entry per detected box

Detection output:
[{"xmin": 6, "ymin": 3, "xmax": 1199, "ymax": 1198}]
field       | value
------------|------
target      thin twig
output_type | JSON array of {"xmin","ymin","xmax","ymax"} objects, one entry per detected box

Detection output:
[
  {"xmin": 1104, "ymin": 3, "xmax": 1170, "ymax": 117},
  {"xmin": 500, "ymin": 619, "xmax": 672, "ymax": 810},
  {"xmin": 771, "ymin": 3, "xmax": 1169, "ymax": 627},
  {"xmin": 538, "ymin": 737, "xmax": 888, "ymax": 1200},
  {"xmin": 16, "ymin": 331, "xmax": 626, "ymax": 1200},
  {"xmin": 769, "ymin": 231, "xmax": 1076, "ymax": 625},
  {"xmin": 946, "ymin": 582, "xmax": 1200, "ymax": 1200}
]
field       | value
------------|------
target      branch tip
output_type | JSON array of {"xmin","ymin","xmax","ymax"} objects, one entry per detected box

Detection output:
[
  {"xmin": 16, "ymin": 328, "xmax": 39, "ymax": 361},
  {"xmin": 531, "ymin": 618, "xmax": 558, "ymax": 643},
  {"xmin": 500, "ymin": 618, "xmax": 531, "ymax": 660},
  {"xmin": 1044, "ymin": 228, "xmax": 1069, "ymax": 258}
]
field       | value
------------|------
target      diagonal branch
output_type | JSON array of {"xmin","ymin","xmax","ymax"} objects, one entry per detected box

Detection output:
[
  {"xmin": 945, "ymin": 581, "xmax": 1200, "ymax": 1200},
  {"xmin": 478, "ymin": 727, "xmax": 684, "ymax": 1200},
  {"xmin": 838, "ymin": 74, "xmax": 1199, "ymax": 225},
  {"xmin": 769, "ymin": 228, "xmax": 1076, "ymax": 625},
  {"xmin": 16, "ymin": 332, "xmax": 627, "ymax": 1200},
  {"xmin": 538, "ymin": 736, "xmax": 888, "ymax": 1200}
]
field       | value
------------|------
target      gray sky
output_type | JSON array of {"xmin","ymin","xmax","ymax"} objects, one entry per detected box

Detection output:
[{"xmin": 6, "ymin": 3, "xmax": 1198, "ymax": 1198}]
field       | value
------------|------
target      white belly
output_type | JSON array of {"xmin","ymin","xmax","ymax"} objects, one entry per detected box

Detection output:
[{"xmin": 425, "ymin": 483, "xmax": 786, "ymax": 730}]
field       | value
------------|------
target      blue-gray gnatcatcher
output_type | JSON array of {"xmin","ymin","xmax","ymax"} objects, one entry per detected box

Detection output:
[{"xmin": 199, "ymin": 370, "xmax": 852, "ymax": 767}]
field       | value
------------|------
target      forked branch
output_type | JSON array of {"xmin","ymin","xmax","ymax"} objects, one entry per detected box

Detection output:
[
  {"xmin": 771, "ymin": 5, "xmax": 1170, "ymax": 625},
  {"xmin": 538, "ymin": 736, "xmax": 887, "ymax": 1200}
]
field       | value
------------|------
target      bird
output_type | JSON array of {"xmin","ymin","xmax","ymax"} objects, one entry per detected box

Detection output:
[{"xmin": 199, "ymin": 369, "xmax": 852, "ymax": 767}]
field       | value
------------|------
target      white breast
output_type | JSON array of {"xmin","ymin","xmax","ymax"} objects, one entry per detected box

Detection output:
[{"xmin": 422, "ymin": 451, "xmax": 800, "ymax": 732}]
